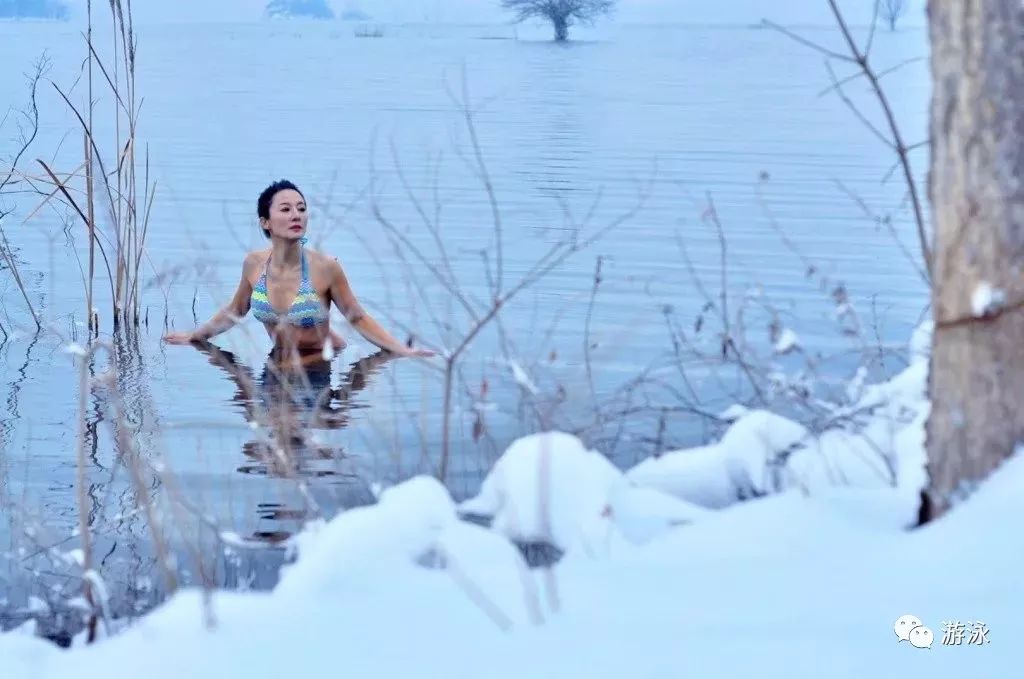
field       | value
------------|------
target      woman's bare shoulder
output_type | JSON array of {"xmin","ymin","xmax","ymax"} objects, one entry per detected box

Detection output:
[
  {"xmin": 242, "ymin": 249, "xmax": 270, "ymax": 274},
  {"xmin": 307, "ymin": 248, "xmax": 345, "ymax": 273}
]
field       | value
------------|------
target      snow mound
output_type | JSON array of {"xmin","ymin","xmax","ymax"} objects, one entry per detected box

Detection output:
[
  {"xmin": 276, "ymin": 475, "xmax": 456, "ymax": 597},
  {"xmin": 459, "ymin": 431, "xmax": 710, "ymax": 550},
  {"xmin": 627, "ymin": 321, "xmax": 931, "ymax": 522}
]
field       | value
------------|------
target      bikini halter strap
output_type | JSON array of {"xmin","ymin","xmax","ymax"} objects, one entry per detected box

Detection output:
[{"xmin": 265, "ymin": 245, "xmax": 308, "ymax": 278}]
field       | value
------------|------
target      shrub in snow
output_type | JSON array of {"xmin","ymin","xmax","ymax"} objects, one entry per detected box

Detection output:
[{"xmin": 626, "ymin": 320, "xmax": 933, "ymax": 516}]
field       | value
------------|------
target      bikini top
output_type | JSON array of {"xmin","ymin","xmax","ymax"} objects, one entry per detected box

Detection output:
[{"xmin": 250, "ymin": 248, "xmax": 329, "ymax": 329}]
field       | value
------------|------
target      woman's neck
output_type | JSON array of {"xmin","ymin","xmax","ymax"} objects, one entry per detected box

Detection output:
[{"xmin": 269, "ymin": 238, "xmax": 302, "ymax": 269}]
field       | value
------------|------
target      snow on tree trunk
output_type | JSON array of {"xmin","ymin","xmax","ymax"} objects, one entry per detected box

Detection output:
[{"xmin": 923, "ymin": 0, "xmax": 1024, "ymax": 521}]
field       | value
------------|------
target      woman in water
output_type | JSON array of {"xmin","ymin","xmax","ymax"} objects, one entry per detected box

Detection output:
[{"xmin": 163, "ymin": 179, "xmax": 434, "ymax": 361}]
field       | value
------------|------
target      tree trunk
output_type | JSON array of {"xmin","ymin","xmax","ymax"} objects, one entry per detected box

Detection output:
[
  {"xmin": 552, "ymin": 13, "xmax": 568, "ymax": 41},
  {"xmin": 922, "ymin": 0, "xmax": 1024, "ymax": 521}
]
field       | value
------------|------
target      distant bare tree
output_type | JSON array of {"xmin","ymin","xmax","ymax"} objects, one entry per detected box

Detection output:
[
  {"xmin": 881, "ymin": 0, "xmax": 906, "ymax": 30},
  {"xmin": 265, "ymin": 0, "xmax": 334, "ymax": 19},
  {"xmin": 501, "ymin": 0, "xmax": 616, "ymax": 42},
  {"xmin": 0, "ymin": 0, "xmax": 69, "ymax": 19}
]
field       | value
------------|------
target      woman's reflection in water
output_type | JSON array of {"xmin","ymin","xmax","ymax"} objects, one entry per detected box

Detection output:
[{"xmin": 191, "ymin": 341, "xmax": 397, "ymax": 542}]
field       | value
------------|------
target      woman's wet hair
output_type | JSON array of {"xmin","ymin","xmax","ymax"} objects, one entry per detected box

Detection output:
[{"xmin": 257, "ymin": 179, "xmax": 304, "ymax": 238}]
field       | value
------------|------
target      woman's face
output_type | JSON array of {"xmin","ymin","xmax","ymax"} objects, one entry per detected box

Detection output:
[{"xmin": 262, "ymin": 189, "xmax": 308, "ymax": 241}]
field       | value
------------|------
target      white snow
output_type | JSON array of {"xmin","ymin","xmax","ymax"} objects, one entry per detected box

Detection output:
[
  {"xmin": 458, "ymin": 430, "xmax": 711, "ymax": 550},
  {"xmin": 24, "ymin": 596, "xmax": 49, "ymax": 616},
  {"xmin": 62, "ymin": 343, "xmax": 87, "ymax": 357},
  {"xmin": 604, "ymin": 481, "xmax": 713, "ymax": 544},
  {"xmin": 773, "ymin": 327, "xmax": 800, "ymax": 354},
  {"xmin": 971, "ymin": 282, "xmax": 1006, "ymax": 317},
  {"xmin": 717, "ymin": 403, "xmax": 751, "ymax": 422},
  {"xmin": 625, "ymin": 320, "xmax": 938, "ymax": 525},
  {"xmin": 909, "ymin": 319, "xmax": 933, "ymax": 360},
  {"xmin": 508, "ymin": 360, "xmax": 540, "ymax": 396},
  {"xmin": 62, "ymin": 548, "xmax": 85, "ymax": 568},
  {"xmin": 628, "ymin": 408, "xmax": 811, "ymax": 509},
  {"xmin": 457, "ymin": 430, "xmax": 622, "ymax": 550},
  {"xmin": 2, "ymin": 320, "xmax": 1019, "ymax": 677}
]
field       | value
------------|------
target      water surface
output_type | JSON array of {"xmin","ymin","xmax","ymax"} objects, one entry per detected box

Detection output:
[{"xmin": 0, "ymin": 20, "xmax": 931, "ymax": 635}]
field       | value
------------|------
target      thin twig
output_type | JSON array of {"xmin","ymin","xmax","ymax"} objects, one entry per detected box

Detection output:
[
  {"xmin": 583, "ymin": 256, "xmax": 603, "ymax": 409},
  {"xmin": 760, "ymin": 19, "xmax": 856, "ymax": 63},
  {"xmin": 863, "ymin": 0, "xmax": 881, "ymax": 58},
  {"xmin": 767, "ymin": 2, "xmax": 933, "ymax": 281},
  {"xmin": 703, "ymin": 193, "xmax": 730, "ymax": 341},
  {"xmin": 816, "ymin": 56, "xmax": 925, "ymax": 98},
  {"xmin": 824, "ymin": 61, "xmax": 895, "ymax": 150},
  {"xmin": 0, "ymin": 226, "xmax": 40, "ymax": 328},
  {"xmin": 832, "ymin": 178, "xmax": 928, "ymax": 284},
  {"xmin": 456, "ymin": 67, "xmax": 504, "ymax": 301},
  {"xmin": 825, "ymin": 0, "xmax": 932, "ymax": 279},
  {"xmin": 36, "ymin": 159, "xmax": 117, "ymax": 309}
]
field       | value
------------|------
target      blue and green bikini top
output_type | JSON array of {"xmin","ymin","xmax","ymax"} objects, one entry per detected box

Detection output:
[{"xmin": 250, "ymin": 248, "xmax": 329, "ymax": 328}]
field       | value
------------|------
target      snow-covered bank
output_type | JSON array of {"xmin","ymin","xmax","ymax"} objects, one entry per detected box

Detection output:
[
  {"xmin": 627, "ymin": 321, "xmax": 934, "ymax": 524},
  {"xmin": 3, "ymin": 323, "xmax": 1020, "ymax": 677}
]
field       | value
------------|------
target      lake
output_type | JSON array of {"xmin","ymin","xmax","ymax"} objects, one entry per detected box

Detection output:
[{"xmin": 0, "ymin": 19, "xmax": 931, "ymax": 639}]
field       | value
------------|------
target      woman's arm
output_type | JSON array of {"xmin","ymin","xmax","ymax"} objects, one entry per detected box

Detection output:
[
  {"xmin": 328, "ymin": 258, "xmax": 433, "ymax": 357},
  {"xmin": 164, "ymin": 254, "xmax": 257, "ymax": 345}
]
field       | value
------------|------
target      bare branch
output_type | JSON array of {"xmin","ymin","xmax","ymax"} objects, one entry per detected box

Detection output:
[
  {"xmin": 456, "ymin": 67, "xmax": 504, "ymax": 301},
  {"xmin": 766, "ymin": 2, "xmax": 932, "ymax": 280},
  {"xmin": 369, "ymin": 183, "xmax": 481, "ymax": 324},
  {"xmin": 36, "ymin": 159, "xmax": 118, "ymax": 308},
  {"xmin": 583, "ymin": 256, "xmax": 603, "ymax": 409},
  {"xmin": 816, "ymin": 56, "xmax": 925, "ymax": 98},
  {"xmin": 388, "ymin": 139, "xmax": 460, "ymax": 294},
  {"xmin": 0, "ymin": 55, "xmax": 49, "ymax": 195},
  {"xmin": 825, "ymin": 61, "xmax": 896, "ymax": 150},
  {"xmin": 825, "ymin": 0, "xmax": 932, "ymax": 279},
  {"xmin": 864, "ymin": 0, "xmax": 881, "ymax": 57},
  {"xmin": 831, "ymin": 178, "xmax": 928, "ymax": 285},
  {"xmin": 760, "ymin": 19, "xmax": 856, "ymax": 63},
  {"xmin": 702, "ymin": 193, "xmax": 730, "ymax": 341},
  {"xmin": 0, "ymin": 225, "xmax": 40, "ymax": 328}
]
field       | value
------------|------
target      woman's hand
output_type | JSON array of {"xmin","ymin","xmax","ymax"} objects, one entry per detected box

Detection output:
[
  {"xmin": 392, "ymin": 345, "xmax": 436, "ymax": 358},
  {"xmin": 163, "ymin": 330, "xmax": 197, "ymax": 345},
  {"xmin": 327, "ymin": 258, "xmax": 434, "ymax": 359}
]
